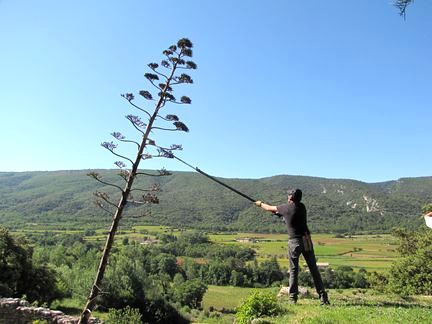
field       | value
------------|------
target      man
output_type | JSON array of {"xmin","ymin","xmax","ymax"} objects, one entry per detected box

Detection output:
[{"xmin": 255, "ymin": 189, "xmax": 329, "ymax": 305}]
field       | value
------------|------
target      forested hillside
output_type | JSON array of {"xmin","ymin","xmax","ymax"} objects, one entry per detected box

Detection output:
[{"xmin": 0, "ymin": 170, "xmax": 431, "ymax": 233}]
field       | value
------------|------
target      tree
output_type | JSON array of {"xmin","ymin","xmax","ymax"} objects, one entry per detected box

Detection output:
[
  {"xmin": 96, "ymin": 245, "xmax": 188, "ymax": 322},
  {"xmin": 0, "ymin": 227, "xmax": 64, "ymax": 304},
  {"xmin": 0, "ymin": 227, "xmax": 30, "ymax": 296},
  {"xmin": 386, "ymin": 228, "xmax": 432, "ymax": 295},
  {"xmin": 179, "ymin": 231, "xmax": 210, "ymax": 245},
  {"xmin": 230, "ymin": 270, "xmax": 245, "ymax": 286},
  {"xmin": 353, "ymin": 268, "xmax": 369, "ymax": 288},
  {"xmin": 152, "ymin": 253, "xmax": 179, "ymax": 278},
  {"xmin": 172, "ymin": 278, "xmax": 207, "ymax": 308},
  {"xmin": 79, "ymin": 38, "xmax": 197, "ymax": 323},
  {"xmin": 207, "ymin": 261, "xmax": 231, "ymax": 285},
  {"xmin": 255, "ymin": 257, "xmax": 284, "ymax": 286}
]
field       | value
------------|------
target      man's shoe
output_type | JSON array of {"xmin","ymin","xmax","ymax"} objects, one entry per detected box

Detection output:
[{"xmin": 319, "ymin": 292, "xmax": 330, "ymax": 305}]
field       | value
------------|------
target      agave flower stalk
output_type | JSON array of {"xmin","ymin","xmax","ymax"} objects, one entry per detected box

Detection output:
[{"xmin": 79, "ymin": 38, "xmax": 196, "ymax": 323}]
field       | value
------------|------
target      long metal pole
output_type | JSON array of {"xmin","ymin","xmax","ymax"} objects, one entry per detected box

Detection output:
[{"xmin": 166, "ymin": 152, "xmax": 256, "ymax": 203}]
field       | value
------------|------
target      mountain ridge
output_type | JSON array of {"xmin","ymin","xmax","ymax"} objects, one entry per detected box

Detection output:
[{"xmin": 1, "ymin": 170, "xmax": 431, "ymax": 233}]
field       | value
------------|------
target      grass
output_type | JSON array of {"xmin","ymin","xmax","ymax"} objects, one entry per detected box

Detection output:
[
  {"xmin": 50, "ymin": 298, "xmax": 82, "ymax": 316},
  {"xmin": 50, "ymin": 297, "xmax": 110, "ymax": 321},
  {"xmin": 51, "ymin": 286, "xmax": 432, "ymax": 324},
  {"xmin": 201, "ymin": 285, "xmax": 277, "ymax": 312},
  {"xmin": 200, "ymin": 287, "xmax": 432, "ymax": 324},
  {"xmin": 272, "ymin": 290, "xmax": 432, "ymax": 324}
]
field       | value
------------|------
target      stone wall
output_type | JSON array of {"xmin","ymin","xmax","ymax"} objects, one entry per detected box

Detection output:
[{"xmin": 0, "ymin": 298, "xmax": 99, "ymax": 324}]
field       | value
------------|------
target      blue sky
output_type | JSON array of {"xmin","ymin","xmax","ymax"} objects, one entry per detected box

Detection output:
[{"xmin": 0, "ymin": 1, "xmax": 431, "ymax": 183}]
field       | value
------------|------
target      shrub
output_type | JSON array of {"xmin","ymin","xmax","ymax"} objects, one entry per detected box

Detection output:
[
  {"xmin": 235, "ymin": 290, "xmax": 283, "ymax": 324},
  {"xmin": 386, "ymin": 228, "xmax": 432, "ymax": 295},
  {"xmin": 106, "ymin": 306, "xmax": 142, "ymax": 324}
]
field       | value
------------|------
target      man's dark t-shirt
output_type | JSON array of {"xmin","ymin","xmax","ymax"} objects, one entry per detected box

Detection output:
[{"xmin": 277, "ymin": 201, "xmax": 310, "ymax": 238}]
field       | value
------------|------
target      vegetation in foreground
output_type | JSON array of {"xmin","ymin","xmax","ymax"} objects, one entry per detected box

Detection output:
[
  {"xmin": 1, "ymin": 223, "xmax": 431, "ymax": 322},
  {"xmin": 271, "ymin": 290, "xmax": 432, "ymax": 324},
  {"xmin": 201, "ymin": 286, "xmax": 432, "ymax": 324}
]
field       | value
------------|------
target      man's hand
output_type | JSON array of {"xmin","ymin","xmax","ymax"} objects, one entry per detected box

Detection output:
[{"xmin": 256, "ymin": 201, "xmax": 278, "ymax": 213}]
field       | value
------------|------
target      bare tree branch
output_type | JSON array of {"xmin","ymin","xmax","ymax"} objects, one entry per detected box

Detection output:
[
  {"xmin": 152, "ymin": 121, "xmax": 189, "ymax": 132},
  {"xmin": 130, "ymin": 183, "xmax": 161, "ymax": 192},
  {"xmin": 111, "ymin": 132, "xmax": 141, "ymax": 150},
  {"xmin": 148, "ymin": 63, "xmax": 170, "ymax": 80},
  {"xmin": 123, "ymin": 210, "xmax": 152, "ymax": 219},
  {"xmin": 144, "ymin": 73, "xmax": 163, "ymax": 92},
  {"xmin": 135, "ymin": 170, "xmax": 171, "ymax": 176},
  {"xmin": 122, "ymin": 95, "xmax": 153, "ymax": 119},
  {"xmin": 87, "ymin": 172, "xmax": 124, "ymax": 192},
  {"xmin": 101, "ymin": 141, "xmax": 135, "ymax": 165},
  {"xmin": 118, "ymin": 169, "xmax": 130, "ymax": 181},
  {"xmin": 156, "ymin": 114, "xmax": 180, "ymax": 122},
  {"xmin": 94, "ymin": 191, "xmax": 118, "ymax": 208},
  {"xmin": 94, "ymin": 200, "xmax": 115, "ymax": 215}
]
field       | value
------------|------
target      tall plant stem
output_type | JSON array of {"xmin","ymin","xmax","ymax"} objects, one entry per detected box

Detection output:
[{"xmin": 78, "ymin": 62, "xmax": 178, "ymax": 324}]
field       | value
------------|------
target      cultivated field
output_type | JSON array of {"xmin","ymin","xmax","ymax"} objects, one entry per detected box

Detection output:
[
  {"xmin": 208, "ymin": 232, "xmax": 399, "ymax": 272},
  {"xmin": 15, "ymin": 224, "xmax": 399, "ymax": 273}
]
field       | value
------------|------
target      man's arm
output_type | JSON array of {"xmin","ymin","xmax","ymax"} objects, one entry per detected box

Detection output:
[
  {"xmin": 255, "ymin": 201, "xmax": 278, "ymax": 213},
  {"xmin": 425, "ymin": 211, "xmax": 432, "ymax": 217}
]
